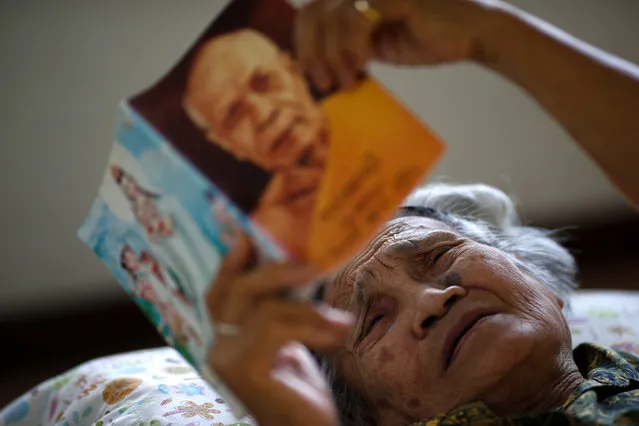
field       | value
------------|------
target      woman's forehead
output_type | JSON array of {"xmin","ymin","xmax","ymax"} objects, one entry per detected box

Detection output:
[{"xmin": 323, "ymin": 216, "xmax": 454, "ymax": 307}]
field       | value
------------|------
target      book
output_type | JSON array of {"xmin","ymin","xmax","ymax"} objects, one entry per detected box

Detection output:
[{"xmin": 78, "ymin": 0, "xmax": 444, "ymax": 417}]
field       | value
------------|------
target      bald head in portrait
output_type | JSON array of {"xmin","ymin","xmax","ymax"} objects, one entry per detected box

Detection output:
[{"xmin": 184, "ymin": 29, "xmax": 330, "ymax": 259}]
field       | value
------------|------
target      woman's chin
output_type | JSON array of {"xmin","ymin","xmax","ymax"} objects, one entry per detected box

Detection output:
[{"xmin": 448, "ymin": 314, "xmax": 538, "ymax": 394}]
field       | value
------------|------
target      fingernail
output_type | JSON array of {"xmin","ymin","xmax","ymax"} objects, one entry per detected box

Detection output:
[{"xmin": 320, "ymin": 306, "xmax": 355, "ymax": 325}]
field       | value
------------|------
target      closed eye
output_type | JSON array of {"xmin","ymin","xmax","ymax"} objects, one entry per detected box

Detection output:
[
  {"xmin": 354, "ymin": 286, "xmax": 397, "ymax": 347},
  {"xmin": 432, "ymin": 250, "xmax": 447, "ymax": 264},
  {"xmin": 429, "ymin": 245, "xmax": 452, "ymax": 266},
  {"xmin": 369, "ymin": 314, "xmax": 384, "ymax": 331},
  {"xmin": 407, "ymin": 244, "xmax": 456, "ymax": 282},
  {"xmin": 359, "ymin": 313, "xmax": 384, "ymax": 342}
]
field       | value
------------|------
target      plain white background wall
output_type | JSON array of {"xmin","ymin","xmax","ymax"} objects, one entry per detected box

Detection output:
[{"xmin": 0, "ymin": 0, "xmax": 637, "ymax": 317}]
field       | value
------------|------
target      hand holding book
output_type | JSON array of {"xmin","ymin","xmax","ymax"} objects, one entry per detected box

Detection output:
[
  {"xmin": 295, "ymin": 0, "xmax": 493, "ymax": 90},
  {"xmin": 207, "ymin": 262, "xmax": 351, "ymax": 426}
]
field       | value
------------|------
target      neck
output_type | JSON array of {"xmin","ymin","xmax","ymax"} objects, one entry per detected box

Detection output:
[
  {"xmin": 490, "ymin": 352, "xmax": 585, "ymax": 417},
  {"xmin": 528, "ymin": 367, "xmax": 584, "ymax": 413}
]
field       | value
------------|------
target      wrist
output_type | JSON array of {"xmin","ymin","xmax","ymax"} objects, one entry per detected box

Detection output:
[{"xmin": 470, "ymin": 1, "xmax": 523, "ymax": 70}]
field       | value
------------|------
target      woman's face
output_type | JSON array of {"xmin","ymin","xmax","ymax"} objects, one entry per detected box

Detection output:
[
  {"xmin": 122, "ymin": 248, "xmax": 140, "ymax": 272},
  {"xmin": 324, "ymin": 216, "xmax": 573, "ymax": 424}
]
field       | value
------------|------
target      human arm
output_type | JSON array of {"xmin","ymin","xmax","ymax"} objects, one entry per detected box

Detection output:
[
  {"xmin": 479, "ymin": 3, "xmax": 639, "ymax": 208},
  {"xmin": 295, "ymin": 0, "xmax": 639, "ymax": 208}
]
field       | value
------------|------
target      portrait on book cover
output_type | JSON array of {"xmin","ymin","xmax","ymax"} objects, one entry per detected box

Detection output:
[{"xmin": 184, "ymin": 28, "xmax": 328, "ymax": 260}]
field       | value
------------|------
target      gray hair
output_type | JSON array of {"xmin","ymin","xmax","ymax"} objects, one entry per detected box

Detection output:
[{"xmin": 317, "ymin": 183, "xmax": 579, "ymax": 426}]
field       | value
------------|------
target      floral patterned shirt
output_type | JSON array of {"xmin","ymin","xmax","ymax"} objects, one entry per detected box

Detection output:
[{"xmin": 413, "ymin": 343, "xmax": 639, "ymax": 426}]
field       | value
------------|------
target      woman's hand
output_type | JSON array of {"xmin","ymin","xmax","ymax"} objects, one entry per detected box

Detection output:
[
  {"xmin": 295, "ymin": 0, "xmax": 501, "ymax": 90},
  {"xmin": 207, "ymin": 263, "xmax": 353, "ymax": 426}
]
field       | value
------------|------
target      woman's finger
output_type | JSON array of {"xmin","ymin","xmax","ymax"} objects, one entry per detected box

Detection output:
[
  {"xmin": 206, "ymin": 235, "xmax": 252, "ymax": 317},
  {"xmin": 327, "ymin": 1, "xmax": 378, "ymax": 88},
  {"xmin": 294, "ymin": 0, "xmax": 419, "ymax": 83},
  {"xmin": 256, "ymin": 299, "xmax": 353, "ymax": 328},
  {"xmin": 372, "ymin": 22, "xmax": 432, "ymax": 65},
  {"xmin": 207, "ymin": 262, "xmax": 317, "ymax": 323},
  {"xmin": 217, "ymin": 299, "xmax": 351, "ymax": 341},
  {"xmin": 243, "ymin": 303, "xmax": 353, "ymax": 376},
  {"xmin": 209, "ymin": 301, "xmax": 352, "ymax": 375},
  {"xmin": 295, "ymin": 1, "xmax": 332, "ymax": 91},
  {"xmin": 274, "ymin": 342, "xmax": 327, "ymax": 388}
]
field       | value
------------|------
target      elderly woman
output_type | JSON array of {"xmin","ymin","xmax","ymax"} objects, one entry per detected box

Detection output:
[
  {"xmin": 207, "ymin": 0, "xmax": 639, "ymax": 425},
  {"xmin": 210, "ymin": 182, "xmax": 639, "ymax": 426}
]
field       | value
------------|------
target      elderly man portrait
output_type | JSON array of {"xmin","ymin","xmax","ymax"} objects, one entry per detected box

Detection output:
[{"xmin": 184, "ymin": 29, "xmax": 329, "ymax": 259}]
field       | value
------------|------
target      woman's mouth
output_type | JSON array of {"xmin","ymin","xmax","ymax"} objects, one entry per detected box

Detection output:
[{"xmin": 443, "ymin": 310, "xmax": 497, "ymax": 370}]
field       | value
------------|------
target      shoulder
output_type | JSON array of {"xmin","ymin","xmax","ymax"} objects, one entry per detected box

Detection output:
[
  {"xmin": 564, "ymin": 343, "xmax": 639, "ymax": 422},
  {"xmin": 572, "ymin": 343, "xmax": 639, "ymax": 381}
]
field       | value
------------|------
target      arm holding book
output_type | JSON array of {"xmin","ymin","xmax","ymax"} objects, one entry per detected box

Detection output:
[{"xmin": 295, "ymin": 0, "xmax": 639, "ymax": 209}]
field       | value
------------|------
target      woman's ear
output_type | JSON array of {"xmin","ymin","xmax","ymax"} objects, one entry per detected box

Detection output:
[{"xmin": 544, "ymin": 286, "xmax": 565, "ymax": 309}]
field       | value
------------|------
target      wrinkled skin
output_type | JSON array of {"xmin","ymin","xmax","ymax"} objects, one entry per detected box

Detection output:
[
  {"xmin": 184, "ymin": 29, "xmax": 328, "ymax": 172},
  {"xmin": 324, "ymin": 216, "xmax": 583, "ymax": 425}
]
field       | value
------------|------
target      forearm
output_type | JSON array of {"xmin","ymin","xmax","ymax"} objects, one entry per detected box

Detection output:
[{"xmin": 479, "ymin": 4, "xmax": 639, "ymax": 208}]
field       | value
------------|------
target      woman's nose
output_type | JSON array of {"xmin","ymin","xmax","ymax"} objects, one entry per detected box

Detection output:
[{"xmin": 411, "ymin": 285, "xmax": 468, "ymax": 340}]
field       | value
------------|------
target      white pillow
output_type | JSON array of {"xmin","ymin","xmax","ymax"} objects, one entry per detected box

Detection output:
[{"xmin": 566, "ymin": 290, "xmax": 639, "ymax": 352}]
